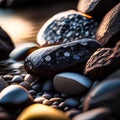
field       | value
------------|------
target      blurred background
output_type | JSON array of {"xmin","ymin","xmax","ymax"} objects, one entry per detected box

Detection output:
[{"xmin": 0, "ymin": 0, "xmax": 78, "ymax": 45}]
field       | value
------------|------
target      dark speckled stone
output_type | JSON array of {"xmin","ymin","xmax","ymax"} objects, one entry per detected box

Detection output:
[{"xmin": 24, "ymin": 38, "xmax": 101, "ymax": 77}]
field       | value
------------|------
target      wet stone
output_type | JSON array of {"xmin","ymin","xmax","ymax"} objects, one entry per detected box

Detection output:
[
  {"xmin": 53, "ymin": 72, "xmax": 92, "ymax": 96},
  {"xmin": 0, "ymin": 27, "xmax": 14, "ymax": 60},
  {"xmin": 17, "ymin": 103, "xmax": 70, "ymax": 120},
  {"xmin": 0, "ymin": 85, "xmax": 33, "ymax": 108},
  {"xmin": 10, "ymin": 42, "xmax": 39, "ymax": 61},
  {"xmin": 24, "ymin": 38, "xmax": 101, "ymax": 77},
  {"xmin": 83, "ymin": 78, "xmax": 120, "ymax": 115},
  {"xmin": 37, "ymin": 10, "xmax": 98, "ymax": 47}
]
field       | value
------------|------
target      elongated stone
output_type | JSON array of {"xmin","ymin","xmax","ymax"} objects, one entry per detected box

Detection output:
[
  {"xmin": 24, "ymin": 38, "xmax": 101, "ymax": 77},
  {"xmin": 0, "ymin": 27, "xmax": 14, "ymax": 60},
  {"xmin": 96, "ymin": 3, "xmax": 120, "ymax": 47},
  {"xmin": 77, "ymin": 0, "xmax": 120, "ymax": 20}
]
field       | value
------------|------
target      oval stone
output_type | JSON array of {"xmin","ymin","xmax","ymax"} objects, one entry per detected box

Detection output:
[
  {"xmin": 37, "ymin": 10, "xmax": 98, "ymax": 47},
  {"xmin": 96, "ymin": 3, "xmax": 120, "ymax": 47},
  {"xmin": 10, "ymin": 42, "xmax": 39, "ymax": 61},
  {"xmin": 72, "ymin": 107, "xmax": 112, "ymax": 120},
  {"xmin": 53, "ymin": 72, "xmax": 92, "ymax": 95},
  {"xmin": 17, "ymin": 103, "xmax": 70, "ymax": 120},
  {"xmin": 0, "ymin": 85, "xmax": 33, "ymax": 108},
  {"xmin": 84, "ymin": 42, "xmax": 120, "ymax": 80},
  {"xmin": 0, "ymin": 27, "xmax": 14, "ymax": 60},
  {"xmin": 83, "ymin": 78, "xmax": 120, "ymax": 114},
  {"xmin": 77, "ymin": 0, "xmax": 120, "ymax": 20},
  {"xmin": 24, "ymin": 38, "xmax": 101, "ymax": 77}
]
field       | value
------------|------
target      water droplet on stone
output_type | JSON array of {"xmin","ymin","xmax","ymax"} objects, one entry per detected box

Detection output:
[
  {"xmin": 45, "ymin": 55, "xmax": 51, "ymax": 62},
  {"xmin": 64, "ymin": 52, "xmax": 70, "ymax": 57},
  {"xmin": 73, "ymin": 54, "xmax": 80, "ymax": 60}
]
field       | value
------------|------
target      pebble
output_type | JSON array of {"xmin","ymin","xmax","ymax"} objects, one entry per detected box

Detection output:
[
  {"xmin": 0, "ymin": 27, "xmax": 14, "ymax": 60},
  {"xmin": 9, "ymin": 42, "xmax": 39, "ymax": 61},
  {"xmin": 19, "ymin": 81, "xmax": 32, "ymax": 90},
  {"xmin": 96, "ymin": 3, "xmax": 120, "ymax": 47},
  {"xmin": 42, "ymin": 79, "xmax": 54, "ymax": 91},
  {"xmin": 84, "ymin": 43, "xmax": 120, "ymax": 80},
  {"xmin": 37, "ymin": 10, "xmax": 98, "ymax": 47},
  {"xmin": 0, "ymin": 85, "xmax": 33, "ymax": 108},
  {"xmin": 77, "ymin": 0, "xmax": 120, "ymax": 20},
  {"xmin": 11, "ymin": 75, "xmax": 24, "ymax": 83},
  {"xmin": 72, "ymin": 107, "xmax": 112, "ymax": 120},
  {"xmin": 83, "ymin": 78, "xmax": 120, "ymax": 115},
  {"xmin": 63, "ymin": 98, "xmax": 80, "ymax": 108},
  {"xmin": 53, "ymin": 72, "xmax": 92, "ymax": 95},
  {"xmin": 17, "ymin": 103, "xmax": 70, "ymax": 120},
  {"xmin": 24, "ymin": 38, "xmax": 101, "ymax": 77}
]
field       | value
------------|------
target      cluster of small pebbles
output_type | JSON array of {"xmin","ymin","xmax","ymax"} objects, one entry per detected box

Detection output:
[{"xmin": 0, "ymin": 1, "xmax": 120, "ymax": 120}]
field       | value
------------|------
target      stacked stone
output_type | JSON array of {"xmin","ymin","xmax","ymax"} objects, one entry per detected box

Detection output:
[{"xmin": 0, "ymin": 0, "xmax": 120, "ymax": 120}]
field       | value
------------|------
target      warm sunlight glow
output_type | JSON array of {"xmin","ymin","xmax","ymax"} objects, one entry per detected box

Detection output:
[{"xmin": 0, "ymin": 9, "xmax": 37, "ymax": 44}]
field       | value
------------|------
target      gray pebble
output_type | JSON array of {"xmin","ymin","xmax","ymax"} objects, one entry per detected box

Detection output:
[{"xmin": 53, "ymin": 72, "xmax": 92, "ymax": 95}]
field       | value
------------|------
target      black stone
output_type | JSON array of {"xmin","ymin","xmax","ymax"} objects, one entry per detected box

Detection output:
[
  {"xmin": 0, "ymin": 27, "xmax": 14, "ymax": 60},
  {"xmin": 24, "ymin": 38, "xmax": 102, "ymax": 77}
]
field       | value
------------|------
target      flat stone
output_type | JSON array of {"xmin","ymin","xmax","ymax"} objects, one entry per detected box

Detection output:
[{"xmin": 53, "ymin": 72, "xmax": 92, "ymax": 95}]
